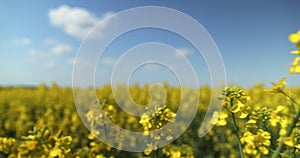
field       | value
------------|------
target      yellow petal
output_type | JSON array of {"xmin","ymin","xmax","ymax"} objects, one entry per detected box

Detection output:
[
  {"xmin": 283, "ymin": 137, "xmax": 294, "ymax": 147},
  {"xmin": 279, "ymin": 129, "xmax": 286, "ymax": 136},
  {"xmin": 247, "ymin": 119, "xmax": 257, "ymax": 124},
  {"xmin": 144, "ymin": 149, "xmax": 152, "ymax": 156},
  {"xmin": 26, "ymin": 141, "xmax": 38, "ymax": 151},
  {"xmin": 230, "ymin": 105, "xmax": 240, "ymax": 113},
  {"xmin": 276, "ymin": 106, "xmax": 285, "ymax": 112},
  {"xmin": 270, "ymin": 119, "xmax": 278, "ymax": 126},
  {"xmin": 291, "ymin": 50, "xmax": 300, "ymax": 55},
  {"xmin": 292, "ymin": 57, "xmax": 300, "ymax": 65},
  {"xmin": 144, "ymin": 144, "xmax": 153, "ymax": 155},
  {"xmin": 217, "ymin": 119, "xmax": 227, "ymax": 126},
  {"xmin": 263, "ymin": 140, "xmax": 271, "ymax": 146},
  {"xmin": 171, "ymin": 151, "xmax": 181, "ymax": 158},
  {"xmin": 230, "ymin": 102, "xmax": 243, "ymax": 113},
  {"xmin": 259, "ymin": 146, "xmax": 269, "ymax": 155},
  {"xmin": 49, "ymin": 148, "xmax": 61, "ymax": 157},
  {"xmin": 296, "ymin": 65, "xmax": 300, "ymax": 73},
  {"xmin": 279, "ymin": 77, "xmax": 287, "ymax": 86},
  {"xmin": 96, "ymin": 155, "xmax": 106, "ymax": 158},
  {"xmin": 289, "ymin": 34, "xmax": 300, "ymax": 43},
  {"xmin": 219, "ymin": 111, "xmax": 228, "ymax": 118},
  {"xmin": 88, "ymin": 134, "xmax": 95, "ymax": 140},
  {"xmin": 290, "ymin": 65, "xmax": 295, "ymax": 74},
  {"xmin": 239, "ymin": 111, "xmax": 248, "ymax": 119}
]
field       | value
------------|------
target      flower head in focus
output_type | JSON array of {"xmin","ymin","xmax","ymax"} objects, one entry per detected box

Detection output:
[{"xmin": 269, "ymin": 77, "xmax": 286, "ymax": 93}]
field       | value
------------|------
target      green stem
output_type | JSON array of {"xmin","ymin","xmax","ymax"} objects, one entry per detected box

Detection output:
[
  {"xmin": 231, "ymin": 112, "xmax": 245, "ymax": 158},
  {"xmin": 151, "ymin": 143, "xmax": 159, "ymax": 158},
  {"xmin": 271, "ymin": 91, "xmax": 300, "ymax": 158},
  {"xmin": 267, "ymin": 146, "xmax": 292, "ymax": 158},
  {"xmin": 228, "ymin": 99, "xmax": 244, "ymax": 158},
  {"xmin": 281, "ymin": 91, "xmax": 299, "ymax": 105},
  {"xmin": 263, "ymin": 121, "xmax": 276, "ymax": 150}
]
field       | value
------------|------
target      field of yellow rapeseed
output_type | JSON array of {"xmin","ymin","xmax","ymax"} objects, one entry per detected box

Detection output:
[{"xmin": 0, "ymin": 81, "xmax": 300, "ymax": 158}]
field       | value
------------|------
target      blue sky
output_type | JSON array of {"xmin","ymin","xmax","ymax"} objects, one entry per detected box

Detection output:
[{"xmin": 1, "ymin": 0, "xmax": 300, "ymax": 87}]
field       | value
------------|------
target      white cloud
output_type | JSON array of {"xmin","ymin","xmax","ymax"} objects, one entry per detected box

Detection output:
[
  {"xmin": 28, "ymin": 44, "xmax": 72, "ymax": 58},
  {"xmin": 51, "ymin": 44, "xmax": 73, "ymax": 55},
  {"xmin": 173, "ymin": 48, "xmax": 192, "ymax": 58},
  {"xmin": 29, "ymin": 49, "xmax": 49, "ymax": 58},
  {"xmin": 48, "ymin": 5, "xmax": 114, "ymax": 40},
  {"xmin": 68, "ymin": 57, "xmax": 92, "ymax": 69},
  {"xmin": 28, "ymin": 49, "xmax": 39, "ymax": 56},
  {"xmin": 102, "ymin": 58, "xmax": 116, "ymax": 66},
  {"xmin": 25, "ymin": 43, "xmax": 72, "ymax": 70},
  {"xmin": 43, "ymin": 38, "xmax": 56, "ymax": 45},
  {"xmin": 12, "ymin": 37, "xmax": 31, "ymax": 46},
  {"xmin": 67, "ymin": 58, "xmax": 75, "ymax": 65},
  {"xmin": 26, "ymin": 49, "xmax": 60, "ymax": 71},
  {"xmin": 26, "ymin": 49, "xmax": 49, "ymax": 63},
  {"xmin": 144, "ymin": 63, "xmax": 161, "ymax": 72},
  {"xmin": 43, "ymin": 61, "xmax": 57, "ymax": 70},
  {"xmin": 22, "ymin": 45, "xmax": 73, "ymax": 86}
]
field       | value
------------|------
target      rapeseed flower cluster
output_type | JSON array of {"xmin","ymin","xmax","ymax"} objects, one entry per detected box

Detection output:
[
  {"xmin": 139, "ymin": 104, "xmax": 176, "ymax": 134},
  {"xmin": 162, "ymin": 144, "xmax": 194, "ymax": 158},
  {"xmin": 240, "ymin": 129, "xmax": 271, "ymax": 156},
  {"xmin": 139, "ymin": 104, "xmax": 176, "ymax": 156},
  {"xmin": 219, "ymin": 87, "xmax": 251, "ymax": 120}
]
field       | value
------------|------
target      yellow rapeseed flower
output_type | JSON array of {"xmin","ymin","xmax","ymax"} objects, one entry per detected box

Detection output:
[
  {"xmin": 255, "ymin": 129, "xmax": 271, "ymax": 146},
  {"xmin": 230, "ymin": 101, "xmax": 251, "ymax": 118},
  {"xmin": 95, "ymin": 155, "xmax": 106, "ymax": 158},
  {"xmin": 258, "ymin": 146, "xmax": 269, "ymax": 155},
  {"xmin": 290, "ymin": 65, "xmax": 300, "ymax": 74},
  {"xmin": 290, "ymin": 57, "xmax": 300, "ymax": 74},
  {"xmin": 270, "ymin": 105, "xmax": 288, "ymax": 127},
  {"xmin": 218, "ymin": 111, "xmax": 228, "ymax": 126},
  {"xmin": 26, "ymin": 141, "xmax": 38, "ymax": 151},
  {"xmin": 283, "ymin": 137, "xmax": 294, "ymax": 147},
  {"xmin": 269, "ymin": 77, "xmax": 286, "ymax": 93},
  {"xmin": 144, "ymin": 143, "xmax": 153, "ymax": 156},
  {"xmin": 49, "ymin": 148, "xmax": 61, "ymax": 157},
  {"xmin": 171, "ymin": 151, "xmax": 181, "ymax": 158},
  {"xmin": 241, "ymin": 129, "xmax": 271, "ymax": 157},
  {"xmin": 289, "ymin": 31, "xmax": 300, "ymax": 43},
  {"xmin": 210, "ymin": 111, "xmax": 228, "ymax": 126}
]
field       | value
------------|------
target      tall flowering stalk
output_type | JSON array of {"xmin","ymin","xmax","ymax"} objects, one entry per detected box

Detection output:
[
  {"xmin": 217, "ymin": 87, "xmax": 252, "ymax": 158},
  {"xmin": 271, "ymin": 78, "xmax": 300, "ymax": 158}
]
